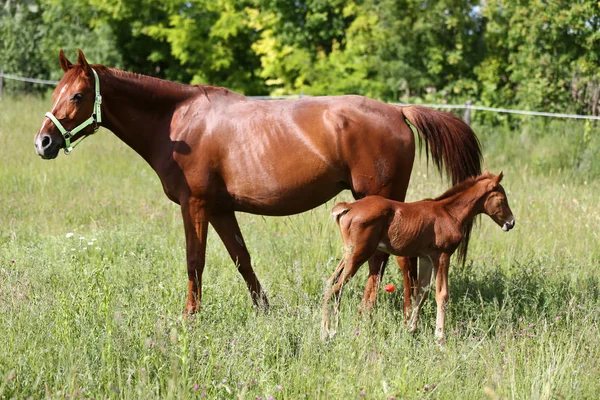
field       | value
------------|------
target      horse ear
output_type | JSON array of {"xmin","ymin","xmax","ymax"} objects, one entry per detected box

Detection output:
[
  {"xmin": 77, "ymin": 49, "xmax": 90, "ymax": 74},
  {"xmin": 483, "ymin": 168, "xmax": 490, "ymax": 177},
  {"xmin": 59, "ymin": 49, "xmax": 73, "ymax": 72}
]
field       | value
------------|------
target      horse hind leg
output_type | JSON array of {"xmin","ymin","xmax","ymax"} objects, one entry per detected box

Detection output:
[
  {"xmin": 360, "ymin": 251, "xmax": 389, "ymax": 313},
  {"xmin": 210, "ymin": 212, "xmax": 269, "ymax": 309},
  {"xmin": 398, "ymin": 256, "xmax": 418, "ymax": 320}
]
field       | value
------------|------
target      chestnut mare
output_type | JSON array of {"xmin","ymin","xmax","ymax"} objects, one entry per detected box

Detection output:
[
  {"xmin": 323, "ymin": 171, "xmax": 515, "ymax": 341},
  {"xmin": 34, "ymin": 50, "xmax": 482, "ymax": 316}
]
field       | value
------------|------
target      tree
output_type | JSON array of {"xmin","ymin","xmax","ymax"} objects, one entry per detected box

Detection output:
[{"xmin": 478, "ymin": 0, "xmax": 600, "ymax": 115}]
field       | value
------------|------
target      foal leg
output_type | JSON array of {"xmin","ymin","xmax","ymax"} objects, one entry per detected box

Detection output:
[
  {"xmin": 182, "ymin": 198, "xmax": 209, "ymax": 316},
  {"xmin": 321, "ymin": 258, "xmax": 345, "ymax": 338},
  {"xmin": 210, "ymin": 212, "xmax": 269, "ymax": 309},
  {"xmin": 433, "ymin": 253, "xmax": 451, "ymax": 343},
  {"xmin": 408, "ymin": 256, "xmax": 433, "ymax": 334},
  {"xmin": 398, "ymin": 256, "xmax": 418, "ymax": 320},
  {"xmin": 322, "ymin": 243, "xmax": 374, "ymax": 338}
]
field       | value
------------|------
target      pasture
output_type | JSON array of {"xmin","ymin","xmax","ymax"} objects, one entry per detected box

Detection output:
[{"xmin": 1, "ymin": 95, "xmax": 599, "ymax": 399}]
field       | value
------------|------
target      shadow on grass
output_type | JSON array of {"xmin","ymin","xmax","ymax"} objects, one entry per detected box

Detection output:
[{"xmin": 379, "ymin": 258, "xmax": 600, "ymax": 336}]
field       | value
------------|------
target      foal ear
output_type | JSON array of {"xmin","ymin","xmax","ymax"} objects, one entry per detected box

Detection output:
[
  {"xmin": 77, "ymin": 49, "xmax": 90, "ymax": 74},
  {"xmin": 59, "ymin": 49, "xmax": 73, "ymax": 72},
  {"xmin": 489, "ymin": 171, "xmax": 503, "ymax": 190},
  {"xmin": 494, "ymin": 171, "xmax": 504, "ymax": 184}
]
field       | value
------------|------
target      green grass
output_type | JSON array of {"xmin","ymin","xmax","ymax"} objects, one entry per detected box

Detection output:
[{"xmin": 1, "ymin": 95, "xmax": 599, "ymax": 399}]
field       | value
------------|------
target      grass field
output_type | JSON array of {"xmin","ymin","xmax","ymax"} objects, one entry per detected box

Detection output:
[{"xmin": 1, "ymin": 95, "xmax": 599, "ymax": 399}]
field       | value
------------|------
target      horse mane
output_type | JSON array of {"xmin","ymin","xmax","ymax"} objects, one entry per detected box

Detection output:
[{"xmin": 83, "ymin": 64, "xmax": 246, "ymax": 101}]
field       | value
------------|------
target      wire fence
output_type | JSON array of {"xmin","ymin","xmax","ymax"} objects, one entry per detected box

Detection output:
[
  {"xmin": 2, "ymin": 71, "xmax": 599, "ymax": 121},
  {"xmin": 395, "ymin": 101, "xmax": 600, "ymax": 121},
  {"xmin": 0, "ymin": 72, "xmax": 59, "ymax": 85}
]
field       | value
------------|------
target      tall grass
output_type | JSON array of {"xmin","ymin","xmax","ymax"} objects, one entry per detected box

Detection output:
[{"xmin": 1, "ymin": 95, "xmax": 599, "ymax": 399}]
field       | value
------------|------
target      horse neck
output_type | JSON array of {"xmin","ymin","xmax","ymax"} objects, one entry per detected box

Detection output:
[
  {"xmin": 98, "ymin": 68, "xmax": 199, "ymax": 168},
  {"xmin": 440, "ymin": 182, "xmax": 488, "ymax": 228}
]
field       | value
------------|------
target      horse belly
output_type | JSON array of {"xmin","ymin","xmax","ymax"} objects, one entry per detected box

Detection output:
[
  {"xmin": 228, "ymin": 171, "xmax": 346, "ymax": 215},
  {"xmin": 222, "ymin": 146, "xmax": 346, "ymax": 215}
]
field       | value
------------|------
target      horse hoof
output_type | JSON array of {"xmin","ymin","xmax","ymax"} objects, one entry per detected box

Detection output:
[
  {"xmin": 408, "ymin": 321, "xmax": 418, "ymax": 335},
  {"xmin": 183, "ymin": 305, "xmax": 198, "ymax": 320}
]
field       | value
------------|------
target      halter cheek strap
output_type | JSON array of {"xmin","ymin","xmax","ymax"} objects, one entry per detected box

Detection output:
[{"xmin": 44, "ymin": 68, "xmax": 102, "ymax": 154}]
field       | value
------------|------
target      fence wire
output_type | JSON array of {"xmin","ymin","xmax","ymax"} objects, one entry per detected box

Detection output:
[{"xmin": 1, "ymin": 72, "xmax": 599, "ymax": 120}]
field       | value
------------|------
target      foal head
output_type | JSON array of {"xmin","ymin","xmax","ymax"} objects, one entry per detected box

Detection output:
[
  {"xmin": 34, "ymin": 49, "xmax": 100, "ymax": 159},
  {"xmin": 481, "ymin": 171, "xmax": 515, "ymax": 232}
]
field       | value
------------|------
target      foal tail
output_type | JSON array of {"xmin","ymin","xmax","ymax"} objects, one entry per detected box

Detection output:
[
  {"xmin": 401, "ymin": 105, "xmax": 483, "ymax": 264},
  {"xmin": 332, "ymin": 202, "xmax": 351, "ymax": 225}
]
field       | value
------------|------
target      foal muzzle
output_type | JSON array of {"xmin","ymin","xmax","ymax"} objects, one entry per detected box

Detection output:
[{"xmin": 502, "ymin": 217, "xmax": 516, "ymax": 232}]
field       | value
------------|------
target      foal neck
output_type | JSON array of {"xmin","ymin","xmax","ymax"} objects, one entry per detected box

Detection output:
[{"xmin": 438, "ymin": 179, "xmax": 489, "ymax": 228}]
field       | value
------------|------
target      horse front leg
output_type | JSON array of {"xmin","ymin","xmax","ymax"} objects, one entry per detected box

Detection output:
[
  {"xmin": 433, "ymin": 253, "xmax": 451, "ymax": 343},
  {"xmin": 210, "ymin": 212, "xmax": 268, "ymax": 309},
  {"xmin": 182, "ymin": 198, "xmax": 209, "ymax": 316}
]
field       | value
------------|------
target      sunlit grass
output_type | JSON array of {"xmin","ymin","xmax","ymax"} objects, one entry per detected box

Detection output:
[{"xmin": 1, "ymin": 95, "xmax": 599, "ymax": 399}]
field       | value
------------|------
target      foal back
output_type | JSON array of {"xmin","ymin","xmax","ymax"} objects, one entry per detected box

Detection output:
[{"xmin": 333, "ymin": 196, "xmax": 460, "ymax": 259}]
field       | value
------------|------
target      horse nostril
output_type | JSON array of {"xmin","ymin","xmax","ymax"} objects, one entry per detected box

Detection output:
[{"xmin": 41, "ymin": 135, "xmax": 51, "ymax": 149}]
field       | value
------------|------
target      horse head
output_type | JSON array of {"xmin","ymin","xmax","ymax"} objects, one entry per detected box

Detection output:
[{"xmin": 34, "ymin": 49, "xmax": 101, "ymax": 159}]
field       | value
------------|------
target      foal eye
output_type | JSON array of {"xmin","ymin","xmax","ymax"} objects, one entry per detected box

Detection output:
[{"xmin": 71, "ymin": 93, "xmax": 83, "ymax": 102}]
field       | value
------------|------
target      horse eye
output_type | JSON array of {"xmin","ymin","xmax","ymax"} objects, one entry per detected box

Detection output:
[{"xmin": 71, "ymin": 93, "xmax": 83, "ymax": 102}]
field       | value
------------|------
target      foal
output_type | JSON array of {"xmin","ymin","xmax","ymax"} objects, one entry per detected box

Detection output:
[{"xmin": 322, "ymin": 171, "xmax": 515, "ymax": 341}]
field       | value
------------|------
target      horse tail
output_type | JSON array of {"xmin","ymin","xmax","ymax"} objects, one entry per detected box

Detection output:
[
  {"xmin": 400, "ymin": 105, "xmax": 483, "ymax": 264},
  {"xmin": 332, "ymin": 202, "xmax": 351, "ymax": 225}
]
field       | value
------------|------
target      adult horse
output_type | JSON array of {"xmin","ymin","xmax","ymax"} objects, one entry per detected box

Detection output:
[{"xmin": 34, "ymin": 50, "xmax": 482, "ymax": 317}]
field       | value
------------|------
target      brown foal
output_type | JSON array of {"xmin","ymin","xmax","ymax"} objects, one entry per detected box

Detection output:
[{"xmin": 322, "ymin": 171, "xmax": 515, "ymax": 341}]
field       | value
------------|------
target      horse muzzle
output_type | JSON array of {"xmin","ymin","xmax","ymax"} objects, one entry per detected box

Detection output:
[
  {"xmin": 34, "ymin": 133, "xmax": 61, "ymax": 159},
  {"xmin": 502, "ymin": 217, "xmax": 516, "ymax": 232}
]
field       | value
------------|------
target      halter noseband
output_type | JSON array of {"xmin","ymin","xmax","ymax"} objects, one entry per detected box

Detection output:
[{"xmin": 44, "ymin": 68, "xmax": 102, "ymax": 154}]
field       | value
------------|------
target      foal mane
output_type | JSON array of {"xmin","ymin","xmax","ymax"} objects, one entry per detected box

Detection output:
[{"xmin": 432, "ymin": 173, "xmax": 492, "ymax": 201}]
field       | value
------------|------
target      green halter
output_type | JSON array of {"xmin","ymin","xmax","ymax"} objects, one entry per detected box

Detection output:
[{"xmin": 44, "ymin": 68, "xmax": 102, "ymax": 154}]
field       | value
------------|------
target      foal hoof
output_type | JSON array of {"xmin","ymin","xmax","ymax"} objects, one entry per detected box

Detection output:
[
  {"xmin": 320, "ymin": 328, "xmax": 337, "ymax": 341},
  {"xmin": 435, "ymin": 337, "xmax": 446, "ymax": 349}
]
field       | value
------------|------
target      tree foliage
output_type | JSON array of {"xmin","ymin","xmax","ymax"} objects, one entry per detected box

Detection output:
[{"xmin": 1, "ymin": 0, "xmax": 599, "ymax": 115}]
